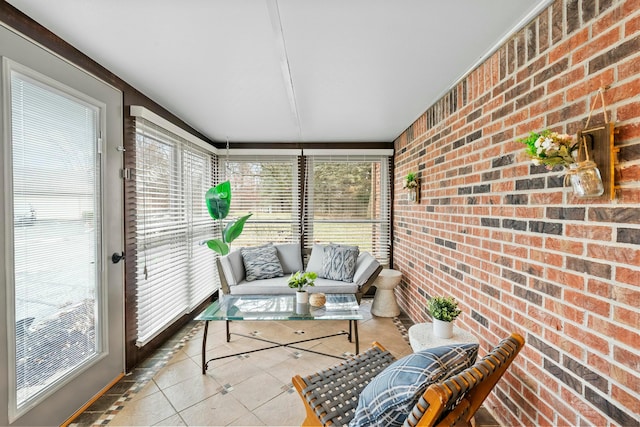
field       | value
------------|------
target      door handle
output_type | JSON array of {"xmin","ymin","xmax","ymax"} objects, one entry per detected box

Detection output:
[{"xmin": 111, "ymin": 252, "xmax": 125, "ymax": 264}]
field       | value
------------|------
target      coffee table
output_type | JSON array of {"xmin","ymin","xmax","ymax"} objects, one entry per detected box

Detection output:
[{"xmin": 195, "ymin": 293, "xmax": 363, "ymax": 374}]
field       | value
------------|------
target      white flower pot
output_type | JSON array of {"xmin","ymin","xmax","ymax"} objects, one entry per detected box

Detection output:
[
  {"xmin": 432, "ymin": 318, "xmax": 454, "ymax": 339},
  {"xmin": 296, "ymin": 290, "xmax": 308, "ymax": 304}
]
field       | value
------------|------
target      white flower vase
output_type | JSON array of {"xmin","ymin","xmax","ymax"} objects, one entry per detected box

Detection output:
[
  {"xmin": 432, "ymin": 319, "xmax": 454, "ymax": 339},
  {"xmin": 296, "ymin": 290, "xmax": 308, "ymax": 304}
]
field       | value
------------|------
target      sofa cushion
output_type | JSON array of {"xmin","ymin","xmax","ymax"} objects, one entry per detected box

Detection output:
[
  {"xmin": 230, "ymin": 277, "xmax": 358, "ymax": 295},
  {"xmin": 352, "ymin": 252, "xmax": 381, "ymax": 287},
  {"xmin": 219, "ymin": 249, "xmax": 245, "ymax": 286},
  {"xmin": 306, "ymin": 243, "xmax": 326, "ymax": 275},
  {"xmin": 350, "ymin": 343, "xmax": 479, "ymax": 427},
  {"xmin": 241, "ymin": 243, "xmax": 284, "ymax": 281},
  {"xmin": 322, "ymin": 244, "xmax": 360, "ymax": 282},
  {"xmin": 275, "ymin": 243, "xmax": 303, "ymax": 274}
]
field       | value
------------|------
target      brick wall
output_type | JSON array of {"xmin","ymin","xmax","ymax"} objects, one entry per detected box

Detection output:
[{"xmin": 393, "ymin": 0, "xmax": 640, "ymax": 425}]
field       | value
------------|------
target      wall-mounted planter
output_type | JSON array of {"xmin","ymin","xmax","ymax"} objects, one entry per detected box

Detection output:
[
  {"xmin": 407, "ymin": 186, "xmax": 419, "ymax": 203},
  {"xmin": 577, "ymin": 122, "xmax": 617, "ymax": 200}
]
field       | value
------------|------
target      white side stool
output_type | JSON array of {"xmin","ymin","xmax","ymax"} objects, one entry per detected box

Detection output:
[
  {"xmin": 408, "ymin": 323, "xmax": 479, "ymax": 352},
  {"xmin": 371, "ymin": 269, "xmax": 402, "ymax": 317}
]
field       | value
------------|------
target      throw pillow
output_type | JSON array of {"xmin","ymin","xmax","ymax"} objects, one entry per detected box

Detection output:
[
  {"xmin": 275, "ymin": 243, "xmax": 303, "ymax": 274},
  {"xmin": 352, "ymin": 252, "xmax": 381, "ymax": 287},
  {"xmin": 349, "ymin": 343, "xmax": 479, "ymax": 427},
  {"xmin": 322, "ymin": 244, "xmax": 359, "ymax": 282},
  {"xmin": 241, "ymin": 243, "xmax": 284, "ymax": 281},
  {"xmin": 305, "ymin": 243, "xmax": 326, "ymax": 275}
]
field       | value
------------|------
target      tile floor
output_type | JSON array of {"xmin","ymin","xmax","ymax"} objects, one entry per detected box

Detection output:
[{"xmin": 72, "ymin": 298, "xmax": 499, "ymax": 427}]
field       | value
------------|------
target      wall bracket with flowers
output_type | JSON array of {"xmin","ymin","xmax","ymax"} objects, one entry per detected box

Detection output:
[
  {"xmin": 403, "ymin": 172, "xmax": 419, "ymax": 203},
  {"xmin": 519, "ymin": 88, "xmax": 617, "ymax": 199}
]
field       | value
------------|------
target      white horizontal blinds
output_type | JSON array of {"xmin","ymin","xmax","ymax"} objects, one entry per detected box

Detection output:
[
  {"xmin": 184, "ymin": 148, "xmax": 218, "ymax": 307},
  {"xmin": 304, "ymin": 154, "xmax": 391, "ymax": 265},
  {"xmin": 134, "ymin": 118, "xmax": 216, "ymax": 347},
  {"xmin": 10, "ymin": 71, "xmax": 100, "ymax": 407},
  {"xmin": 221, "ymin": 155, "xmax": 300, "ymax": 247}
]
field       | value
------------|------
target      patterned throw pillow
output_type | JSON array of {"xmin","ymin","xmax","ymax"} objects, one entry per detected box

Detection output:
[
  {"xmin": 241, "ymin": 243, "xmax": 284, "ymax": 281},
  {"xmin": 321, "ymin": 244, "xmax": 359, "ymax": 282},
  {"xmin": 349, "ymin": 343, "xmax": 479, "ymax": 427}
]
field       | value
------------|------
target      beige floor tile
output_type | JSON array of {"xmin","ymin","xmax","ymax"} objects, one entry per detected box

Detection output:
[
  {"xmin": 179, "ymin": 391, "xmax": 251, "ymax": 426},
  {"xmin": 131, "ymin": 380, "xmax": 160, "ymax": 402},
  {"xmin": 153, "ymin": 413, "xmax": 187, "ymax": 426},
  {"xmin": 252, "ymin": 388, "xmax": 306, "ymax": 426},
  {"xmin": 166, "ymin": 349, "xmax": 190, "ymax": 365},
  {"xmin": 153, "ymin": 356, "xmax": 201, "ymax": 390},
  {"xmin": 108, "ymin": 389, "xmax": 176, "ymax": 426},
  {"xmin": 227, "ymin": 411, "xmax": 266, "ymax": 426},
  {"xmin": 162, "ymin": 373, "xmax": 222, "ymax": 412},
  {"xmin": 229, "ymin": 372, "xmax": 287, "ymax": 411},
  {"xmin": 202, "ymin": 353, "xmax": 269, "ymax": 385},
  {"xmin": 268, "ymin": 351, "xmax": 338, "ymax": 384},
  {"xmin": 242, "ymin": 346, "xmax": 295, "ymax": 371}
]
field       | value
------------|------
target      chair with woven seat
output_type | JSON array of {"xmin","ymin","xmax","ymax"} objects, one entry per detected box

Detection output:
[{"xmin": 292, "ymin": 333, "xmax": 524, "ymax": 427}]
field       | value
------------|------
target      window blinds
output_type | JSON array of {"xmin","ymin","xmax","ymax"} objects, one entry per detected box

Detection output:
[
  {"xmin": 220, "ymin": 155, "xmax": 300, "ymax": 247},
  {"xmin": 10, "ymin": 69, "xmax": 101, "ymax": 408},
  {"xmin": 133, "ymin": 117, "xmax": 217, "ymax": 347},
  {"xmin": 304, "ymin": 154, "xmax": 392, "ymax": 265}
]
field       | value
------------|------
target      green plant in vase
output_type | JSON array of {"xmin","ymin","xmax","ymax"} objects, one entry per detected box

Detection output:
[
  {"xmin": 427, "ymin": 296, "xmax": 462, "ymax": 339},
  {"xmin": 288, "ymin": 271, "xmax": 317, "ymax": 304},
  {"xmin": 204, "ymin": 180, "xmax": 252, "ymax": 255}
]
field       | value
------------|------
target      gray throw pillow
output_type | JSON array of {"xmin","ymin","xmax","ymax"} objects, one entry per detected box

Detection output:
[
  {"xmin": 241, "ymin": 243, "xmax": 284, "ymax": 281},
  {"xmin": 321, "ymin": 244, "xmax": 359, "ymax": 282}
]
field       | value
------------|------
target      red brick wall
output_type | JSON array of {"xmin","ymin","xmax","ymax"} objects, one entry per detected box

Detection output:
[{"xmin": 393, "ymin": 1, "xmax": 640, "ymax": 425}]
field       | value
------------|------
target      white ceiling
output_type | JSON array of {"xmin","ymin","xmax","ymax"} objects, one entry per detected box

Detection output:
[{"xmin": 7, "ymin": 0, "xmax": 550, "ymax": 144}]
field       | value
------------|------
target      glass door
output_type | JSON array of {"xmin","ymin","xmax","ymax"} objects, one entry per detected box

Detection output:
[{"xmin": 1, "ymin": 26, "xmax": 124, "ymax": 426}]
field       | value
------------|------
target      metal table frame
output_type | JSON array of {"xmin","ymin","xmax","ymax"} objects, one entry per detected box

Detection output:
[{"xmin": 195, "ymin": 294, "xmax": 361, "ymax": 375}]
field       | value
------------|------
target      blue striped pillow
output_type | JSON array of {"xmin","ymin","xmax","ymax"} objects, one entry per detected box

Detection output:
[{"xmin": 350, "ymin": 343, "xmax": 479, "ymax": 427}]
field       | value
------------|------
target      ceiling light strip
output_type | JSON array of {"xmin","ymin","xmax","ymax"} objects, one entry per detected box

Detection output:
[{"xmin": 266, "ymin": 0, "xmax": 303, "ymax": 141}]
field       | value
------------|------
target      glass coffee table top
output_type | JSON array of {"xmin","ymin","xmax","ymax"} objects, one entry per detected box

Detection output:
[{"xmin": 196, "ymin": 293, "xmax": 362, "ymax": 321}]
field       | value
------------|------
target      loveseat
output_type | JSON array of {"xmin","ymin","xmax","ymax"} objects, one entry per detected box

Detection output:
[{"xmin": 216, "ymin": 242, "xmax": 382, "ymax": 303}]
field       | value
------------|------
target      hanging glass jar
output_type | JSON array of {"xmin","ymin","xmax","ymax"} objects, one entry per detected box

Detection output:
[
  {"xmin": 408, "ymin": 187, "xmax": 418, "ymax": 202},
  {"xmin": 567, "ymin": 161, "xmax": 604, "ymax": 198}
]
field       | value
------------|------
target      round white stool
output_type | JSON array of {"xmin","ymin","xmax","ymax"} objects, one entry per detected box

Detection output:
[
  {"xmin": 371, "ymin": 269, "xmax": 402, "ymax": 317},
  {"xmin": 408, "ymin": 323, "xmax": 478, "ymax": 352}
]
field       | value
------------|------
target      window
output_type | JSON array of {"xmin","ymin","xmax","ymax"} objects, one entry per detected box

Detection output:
[
  {"xmin": 304, "ymin": 153, "xmax": 392, "ymax": 265},
  {"xmin": 8, "ymin": 66, "xmax": 102, "ymax": 412},
  {"xmin": 221, "ymin": 153, "xmax": 300, "ymax": 247},
  {"xmin": 133, "ymin": 112, "xmax": 217, "ymax": 347}
]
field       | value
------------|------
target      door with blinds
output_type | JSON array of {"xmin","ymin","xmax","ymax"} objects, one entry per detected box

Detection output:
[{"xmin": 0, "ymin": 27, "xmax": 124, "ymax": 425}]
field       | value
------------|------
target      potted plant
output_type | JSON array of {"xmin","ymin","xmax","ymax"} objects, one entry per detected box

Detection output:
[
  {"xmin": 518, "ymin": 130, "xmax": 604, "ymax": 197},
  {"xmin": 403, "ymin": 172, "xmax": 419, "ymax": 202},
  {"xmin": 288, "ymin": 271, "xmax": 318, "ymax": 304},
  {"xmin": 204, "ymin": 180, "xmax": 252, "ymax": 255},
  {"xmin": 427, "ymin": 296, "xmax": 462, "ymax": 339}
]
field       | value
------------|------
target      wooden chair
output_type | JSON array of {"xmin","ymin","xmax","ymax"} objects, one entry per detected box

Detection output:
[{"xmin": 292, "ymin": 333, "xmax": 525, "ymax": 427}]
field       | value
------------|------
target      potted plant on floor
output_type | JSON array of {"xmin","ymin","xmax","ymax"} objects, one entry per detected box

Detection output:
[
  {"xmin": 427, "ymin": 296, "xmax": 462, "ymax": 339},
  {"xmin": 288, "ymin": 271, "xmax": 318, "ymax": 304}
]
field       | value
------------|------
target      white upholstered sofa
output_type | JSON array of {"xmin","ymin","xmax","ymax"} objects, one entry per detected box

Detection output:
[{"xmin": 216, "ymin": 242, "xmax": 382, "ymax": 303}]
